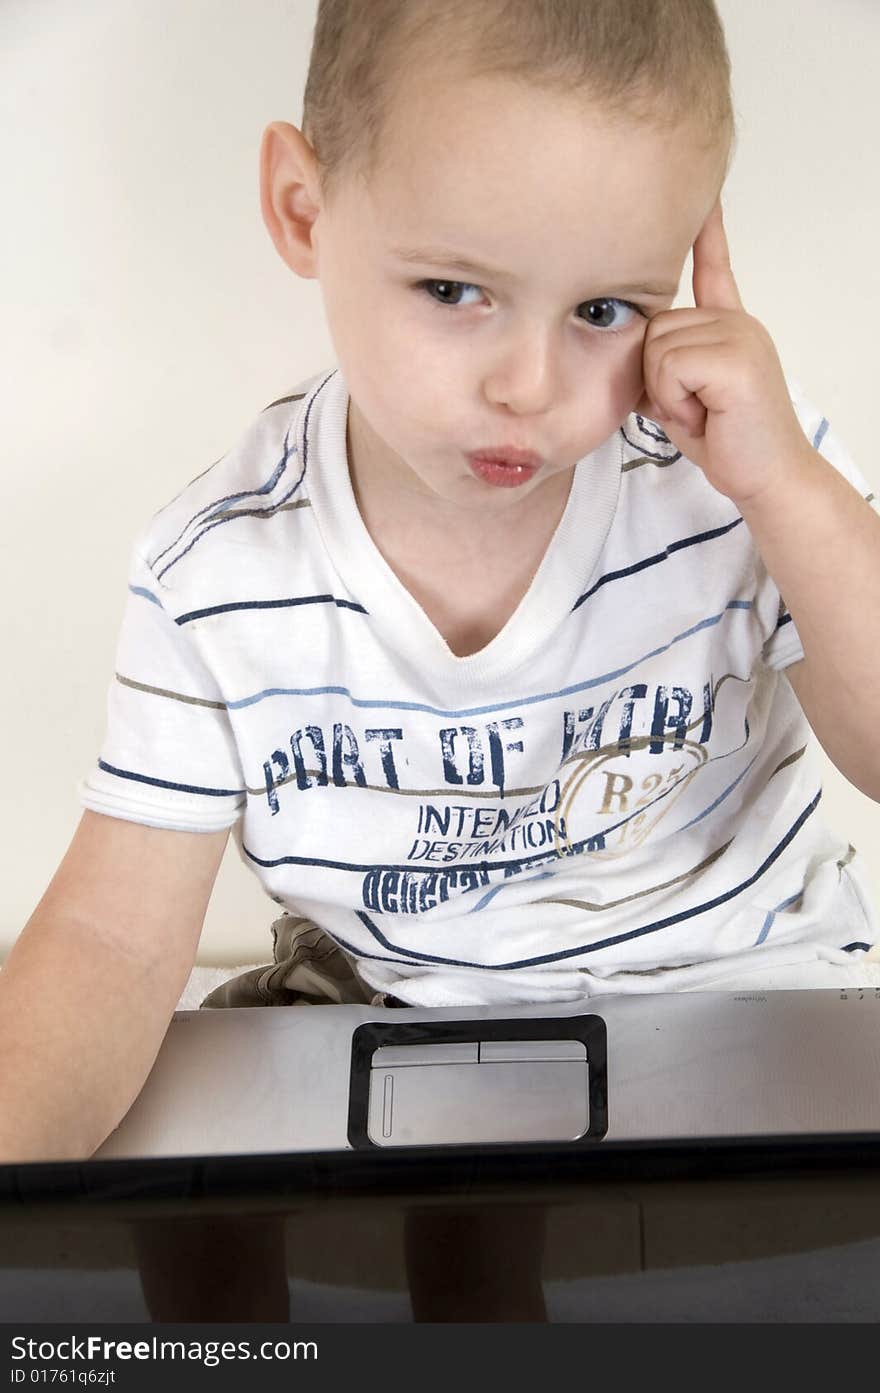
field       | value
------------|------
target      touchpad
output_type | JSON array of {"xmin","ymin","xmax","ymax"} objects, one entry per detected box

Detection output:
[{"xmin": 366, "ymin": 1039, "xmax": 590, "ymax": 1146}]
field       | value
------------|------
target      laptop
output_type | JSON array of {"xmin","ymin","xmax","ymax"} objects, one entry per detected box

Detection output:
[{"xmin": 94, "ymin": 987, "xmax": 880, "ymax": 1159}]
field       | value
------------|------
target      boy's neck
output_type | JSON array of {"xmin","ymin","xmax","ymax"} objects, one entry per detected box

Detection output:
[
  {"xmin": 345, "ymin": 406, "xmax": 575, "ymax": 563},
  {"xmin": 346, "ymin": 433, "xmax": 576, "ymax": 657}
]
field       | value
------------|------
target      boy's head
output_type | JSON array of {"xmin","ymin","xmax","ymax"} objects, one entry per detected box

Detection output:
[{"xmin": 262, "ymin": 0, "xmax": 735, "ymax": 513}]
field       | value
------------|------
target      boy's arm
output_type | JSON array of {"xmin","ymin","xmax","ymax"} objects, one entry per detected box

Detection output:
[
  {"xmin": 0, "ymin": 810, "xmax": 230, "ymax": 1162},
  {"xmin": 639, "ymin": 200, "xmax": 880, "ymax": 801},
  {"xmin": 738, "ymin": 450, "xmax": 880, "ymax": 802}
]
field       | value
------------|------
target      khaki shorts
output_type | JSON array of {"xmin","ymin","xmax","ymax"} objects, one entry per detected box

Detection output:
[{"xmin": 198, "ymin": 913, "xmax": 404, "ymax": 1010}]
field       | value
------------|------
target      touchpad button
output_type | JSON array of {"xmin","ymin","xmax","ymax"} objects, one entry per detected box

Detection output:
[{"xmin": 366, "ymin": 1041, "xmax": 590, "ymax": 1146}]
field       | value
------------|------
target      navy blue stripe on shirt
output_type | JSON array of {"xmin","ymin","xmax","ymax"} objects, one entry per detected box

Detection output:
[
  {"xmin": 97, "ymin": 759, "xmax": 244, "ymax": 798},
  {"xmin": 572, "ymin": 516, "xmax": 745, "ymax": 613},
  {"xmin": 314, "ymin": 791, "xmax": 824, "ymax": 971},
  {"xmin": 175, "ymin": 594, "xmax": 368, "ymax": 626},
  {"xmin": 241, "ymin": 846, "xmax": 514, "ymax": 875}
]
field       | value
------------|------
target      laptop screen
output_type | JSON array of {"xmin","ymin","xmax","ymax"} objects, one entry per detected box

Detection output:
[
  {"xmin": 5, "ymin": 988, "xmax": 880, "ymax": 1322},
  {"xmin": 4, "ymin": 1133, "xmax": 880, "ymax": 1322}
]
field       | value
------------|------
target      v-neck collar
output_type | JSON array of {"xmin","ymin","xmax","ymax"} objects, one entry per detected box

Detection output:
[{"xmin": 303, "ymin": 368, "xmax": 623, "ymax": 690}]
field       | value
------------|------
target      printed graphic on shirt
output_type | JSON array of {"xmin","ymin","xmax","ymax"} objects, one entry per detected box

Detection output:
[{"xmin": 260, "ymin": 675, "xmax": 720, "ymax": 916}]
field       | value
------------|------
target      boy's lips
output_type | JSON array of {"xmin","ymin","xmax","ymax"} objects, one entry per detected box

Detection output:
[{"xmin": 466, "ymin": 447, "xmax": 543, "ymax": 489}]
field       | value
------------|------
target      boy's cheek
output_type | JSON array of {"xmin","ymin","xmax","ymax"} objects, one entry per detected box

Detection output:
[
  {"xmin": 634, "ymin": 387, "xmax": 654, "ymax": 418},
  {"xmin": 619, "ymin": 342, "xmax": 651, "ymax": 419}
]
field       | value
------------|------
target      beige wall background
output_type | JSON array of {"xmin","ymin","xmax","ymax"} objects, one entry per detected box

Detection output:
[{"xmin": 2, "ymin": 0, "xmax": 878, "ymax": 965}]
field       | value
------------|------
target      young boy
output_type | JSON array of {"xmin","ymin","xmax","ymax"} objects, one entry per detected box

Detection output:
[{"xmin": 3, "ymin": 0, "xmax": 880, "ymax": 1164}]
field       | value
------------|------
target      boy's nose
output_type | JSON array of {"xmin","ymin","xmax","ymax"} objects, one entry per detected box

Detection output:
[{"xmin": 483, "ymin": 335, "xmax": 559, "ymax": 416}]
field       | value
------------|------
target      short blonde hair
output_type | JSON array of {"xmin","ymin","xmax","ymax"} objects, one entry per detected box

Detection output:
[{"xmin": 302, "ymin": 0, "xmax": 736, "ymax": 206}]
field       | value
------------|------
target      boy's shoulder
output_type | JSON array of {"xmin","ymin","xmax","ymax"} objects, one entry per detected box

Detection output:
[
  {"xmin": 134, "ymin": 369, "xmax": 330, "ymax": 591},
  {"xmin": 772, "ymin": 377, "xmax": 873, "ymax": 500}
]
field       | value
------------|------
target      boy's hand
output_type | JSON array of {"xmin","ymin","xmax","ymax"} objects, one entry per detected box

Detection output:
[{"xmin": 637, "ymin": 200, "xmax": 813, "ymax": 508}]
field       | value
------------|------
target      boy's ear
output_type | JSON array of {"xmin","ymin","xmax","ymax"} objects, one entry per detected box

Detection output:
[{"xmin": 259, "ymin": 122, "xmax": 323, "ymax": 279}]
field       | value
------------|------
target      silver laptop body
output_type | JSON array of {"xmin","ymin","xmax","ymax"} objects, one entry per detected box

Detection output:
[{"xmin": 94, "ymin": 988, "xmax": 880, "ymax": 1160}]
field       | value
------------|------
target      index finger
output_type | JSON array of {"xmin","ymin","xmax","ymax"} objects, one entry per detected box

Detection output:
[{"xmin": 692, "ymin": 198, "xmax": 743, "ymax": 312}]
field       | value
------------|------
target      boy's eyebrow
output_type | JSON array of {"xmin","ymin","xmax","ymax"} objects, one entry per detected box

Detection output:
[{"xmin": 389, "ymin": 245, "xmax": 677, "ymax": 298}]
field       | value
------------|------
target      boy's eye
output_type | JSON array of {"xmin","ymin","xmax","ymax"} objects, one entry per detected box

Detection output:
[
  {"xmin": 581, "ymin": 298, "xmax": 640, "ymax": 331},
  {"xmin": 420, "ymin": 280, "xmax": 482, "ymax": 308},
  {"xmin": 417, "ymin": 280, "xmax": 643, "ymax": 331}
]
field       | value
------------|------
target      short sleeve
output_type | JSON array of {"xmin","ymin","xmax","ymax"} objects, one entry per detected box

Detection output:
[
  {"xmin": 760, "ymin": 379, "xmax": 880, "ymax": 672},
  {"xmin": 79, "ymin": 542, "xmax": 247, "ymax": 832}
]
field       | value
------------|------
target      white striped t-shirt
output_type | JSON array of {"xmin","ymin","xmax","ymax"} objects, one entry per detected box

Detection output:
[{"xmin": 79, "ymin": 366, "xmax": 880, "ymax": 1006}]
